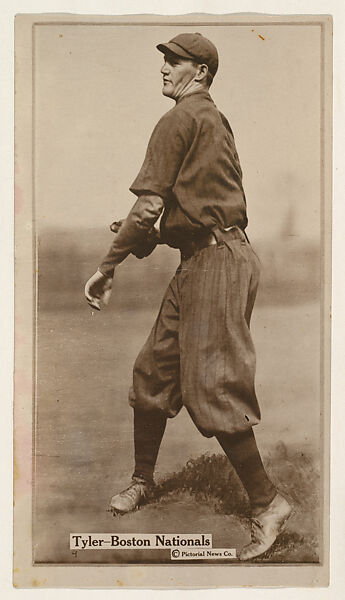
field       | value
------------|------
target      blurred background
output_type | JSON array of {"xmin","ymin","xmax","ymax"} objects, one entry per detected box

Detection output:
[
  {"xmin": 33, "ymin": 22, "xmax": 322, "ymax": 563},
  {"xmin": 35, "ymin": 22, "xmax": 320, "ymax": 307}
]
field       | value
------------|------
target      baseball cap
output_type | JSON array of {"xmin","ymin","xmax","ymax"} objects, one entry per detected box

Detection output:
[{"xmin": 156, "ymin": 32, "xmax": 219, "ymax": 78}]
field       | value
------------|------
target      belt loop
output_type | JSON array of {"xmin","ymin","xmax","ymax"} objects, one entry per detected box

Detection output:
[{"xmin": 211, "ymin": 226, "xmax": 225, "ymax": 247}]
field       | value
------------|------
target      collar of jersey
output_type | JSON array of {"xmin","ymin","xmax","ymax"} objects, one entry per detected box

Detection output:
[{"xmin": 176, "ymin": 89, "xmax": 213, "ymax": 105}]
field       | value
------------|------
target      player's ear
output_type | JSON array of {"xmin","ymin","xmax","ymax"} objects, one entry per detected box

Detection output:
[{"xmin": 195, "ymin": 63, "xmax": 208, "ymax": 83}]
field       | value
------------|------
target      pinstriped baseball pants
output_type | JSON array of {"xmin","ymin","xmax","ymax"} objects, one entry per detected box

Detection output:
[{"xmin": 129, "ymin": 234, "xmax": 261, "ymax": 438}]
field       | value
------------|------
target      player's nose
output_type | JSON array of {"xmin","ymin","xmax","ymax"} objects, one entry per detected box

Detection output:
[{"xmin": 160, "ymin": 61, "xmax": 169, "ymax": 74}]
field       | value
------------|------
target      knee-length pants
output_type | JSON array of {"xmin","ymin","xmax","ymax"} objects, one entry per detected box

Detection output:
[{"xmin": 129, "ymin": 234, "xmax": 261, "ymax": 437}]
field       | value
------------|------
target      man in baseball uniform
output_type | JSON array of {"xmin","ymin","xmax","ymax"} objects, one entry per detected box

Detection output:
[{"xmin": 85, "ymin": 33, "xmax": 292, "ymax": 560}]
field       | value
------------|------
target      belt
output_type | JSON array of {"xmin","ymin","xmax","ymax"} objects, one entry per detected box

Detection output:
[{"xmin": 179, "ymin": 226, "xmax": 247, "ymax": 259}]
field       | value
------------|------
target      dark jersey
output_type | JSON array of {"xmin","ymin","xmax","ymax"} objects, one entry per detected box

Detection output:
[
  {"xmin": 130, "ymin": 89, "xmax": 248, "ymax": 246},
  {"xmin": 99, "ymin": 89, "xmax": 248, "ymax": 276}
]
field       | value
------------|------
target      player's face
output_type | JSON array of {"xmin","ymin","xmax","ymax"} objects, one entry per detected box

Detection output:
[{"xmin": 160, "ymin": 53, "xmax": 198, "ymax": 99}]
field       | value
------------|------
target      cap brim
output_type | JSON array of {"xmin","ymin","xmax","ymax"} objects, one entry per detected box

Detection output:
[{"xmin": 156, "ymin": 42, "xmax": 195, "ymax": 60}]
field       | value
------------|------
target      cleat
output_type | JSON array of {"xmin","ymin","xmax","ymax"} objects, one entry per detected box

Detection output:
[
  {"xmin": 109, "ymin": 479, "xmax": 151, "ymax": 515},
  {"xmin": 239, "ymin": 493, "xmax": 292, "ymax": 561}
]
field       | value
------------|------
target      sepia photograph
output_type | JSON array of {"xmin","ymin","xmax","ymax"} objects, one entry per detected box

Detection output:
[{"xmin": 13, "ymin": 12, "xmax": 332, "ymax": 588}]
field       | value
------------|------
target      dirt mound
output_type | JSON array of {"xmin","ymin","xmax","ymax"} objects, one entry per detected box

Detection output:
[{"xmin": 146, "ymin": 444, "xmax": 320, "ymax": 562}]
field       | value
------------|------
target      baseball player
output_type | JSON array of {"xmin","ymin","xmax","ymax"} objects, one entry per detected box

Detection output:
[{"xmin": 85, "ymin": 33, "xmax": 292, "ymax": 560}]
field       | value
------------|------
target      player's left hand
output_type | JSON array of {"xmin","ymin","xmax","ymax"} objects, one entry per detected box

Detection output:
[
  {"xmin": 132, "ymin": 227, "xmax": 160, "ymax": 259},
  {"xmin": 84, "ymin": 270, "xmax": 113, "ymax": 311}
]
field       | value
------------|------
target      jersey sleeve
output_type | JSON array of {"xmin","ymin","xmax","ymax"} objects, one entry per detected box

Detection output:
[
  {"xmin": 130, "ymin": 109, "xmax": 191, "ymax": 199},
  {"xmin": 98, "ymin": 194, "xmax": 164, "ymax": 278}
]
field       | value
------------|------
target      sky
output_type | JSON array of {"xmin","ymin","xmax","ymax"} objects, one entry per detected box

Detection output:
[{"xmin": 34, "ymin": 21, "xmax": 322, "ymax": 240}]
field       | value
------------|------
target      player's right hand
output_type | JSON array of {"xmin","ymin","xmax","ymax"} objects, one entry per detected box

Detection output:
[{"xmin": 84, "ymin": 270, "xmax": 113, "ymax": 311}]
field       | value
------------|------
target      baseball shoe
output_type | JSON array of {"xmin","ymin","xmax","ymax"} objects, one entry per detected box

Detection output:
[
  {"xmin": 239, "ymin": 493, "xmax": 292, "ymax": 561},
  {"xmin": 109, "ymin": 479, "xmax": 151, "ymax": 515}
]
